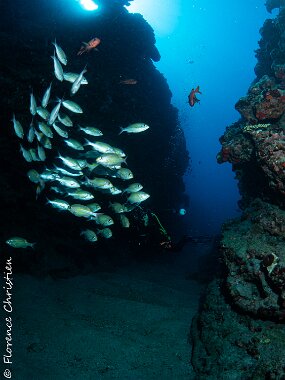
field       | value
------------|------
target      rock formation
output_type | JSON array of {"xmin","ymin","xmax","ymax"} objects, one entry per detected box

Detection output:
[{"xmin": 192, "ymin": 6, "xmax": 285, "ymax": 379}]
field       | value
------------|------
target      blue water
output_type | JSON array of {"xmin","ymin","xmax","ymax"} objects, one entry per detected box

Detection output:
[{"xmin": 138, "ymin": 0, "xmax": 275, "ymax": 235}]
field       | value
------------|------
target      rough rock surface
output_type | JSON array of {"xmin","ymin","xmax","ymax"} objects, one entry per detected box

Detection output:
[
  {"xmin": 191, "ymin": 280, "xmax": 285, "ymax": 380},
  {"xmin": 192, "ymin": 5, "xmax": 285, "ymax": 379},
  {"xmin": 217, "ymin": 8, "xmax": 285, "ymax": 207}
]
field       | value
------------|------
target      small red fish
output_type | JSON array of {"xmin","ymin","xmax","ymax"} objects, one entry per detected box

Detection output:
[
  {"xmin": 188, "ymin": 86, "xmax": 202, "ymax": 107},
  {"xmin": 77, "ymin": 38, "xmax": 101, "ymax": 56},
  {"xmin": 119, "ymin": 79, "xmax": 138, "ymax": 85}
]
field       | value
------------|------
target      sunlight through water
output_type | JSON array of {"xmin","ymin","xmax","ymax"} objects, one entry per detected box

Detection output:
[{"xmin": 126, "ymin": 0, "xmax": 181, "ymax": 36}]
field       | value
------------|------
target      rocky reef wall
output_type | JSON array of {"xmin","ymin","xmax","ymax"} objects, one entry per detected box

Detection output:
[
  {"xmin": 0, "ymin": 0, "xmax": 189, "ymax": 274},
  {"xmin": 191, "ymin": 2, "xmax": 285, "ymax": 378}
]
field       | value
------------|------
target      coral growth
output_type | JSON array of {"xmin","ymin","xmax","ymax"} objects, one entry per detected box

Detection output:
[{"xmin": 235, "ymin": 75, "xmax": 285, "ymax": 122}]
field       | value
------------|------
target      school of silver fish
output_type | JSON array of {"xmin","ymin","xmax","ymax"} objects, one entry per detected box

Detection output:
[{"xmin": 9, "ymin": 40, "xmax": 150, "ymax": 246}]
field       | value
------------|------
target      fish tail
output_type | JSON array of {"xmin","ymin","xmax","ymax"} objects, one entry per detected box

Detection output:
[
  {"xmin": 30, "ymin": 242, "xmax": 36, "ymax": 249},
  {"xmin": 118, "ymin": 127, "xmax": 124, "ymax": 135},
  {"xmin": 195, "ymin": 86, "xmax": 202, "ymax": 94}
]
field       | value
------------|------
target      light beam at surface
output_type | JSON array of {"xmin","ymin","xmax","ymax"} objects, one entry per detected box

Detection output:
[
  {"xmin": 79, "ymin": 0, "xmax": 98, "ymax": 11},
  {"xmin": 126, "ymin": 0, "xmax": 181, "ymax": 36}
]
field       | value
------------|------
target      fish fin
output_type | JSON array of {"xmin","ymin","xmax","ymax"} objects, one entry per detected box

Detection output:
[{"xmin": 195, "ymin": 86, "xmax": 202, "ymax": 94}]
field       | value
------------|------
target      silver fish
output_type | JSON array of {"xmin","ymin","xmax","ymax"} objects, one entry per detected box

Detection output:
[
  {"xmin": 119, "ymin": 214, "xmax": 130, "ymax": 228},
  {"xmin": 36, "ymin": 107, "xmax": 50, "ymax": 121},
  {"xmin": 40, "ymin": 169, "xmax": 59, "ymax": 181},
  {"xmin": 87, "ymin": 203, "xmax": 101, "ymax": 212},
  {"xmin": 124, "ymin": 183, "xmax": 143, "ymax": 193},
  {"xmin": 6, "ymin": 237, "xmax": 35, "ymax": 249},
  {"xmin": 64, "ymin": 138, "xmax": 84, "ymax": 151},
  {"xmin": 85, "ymin": 177, "xmax": 113, "ymax": 189},
  {"xmin": 67, "ymin": 189, "xmax": 94, "ymax": 201},
  {"xmin": 58, "ymin": 154, "xmax": 82, "ymax": 171},
  {"xmin": 56, "ymin": 176, "xmax": 80, "ymax": 188},
  {"xmin": 38, "ymin": 122, "xmax": 53, "ymax": 138},
  {"xmin": 47, "ymin": 198, "xmax": 70, "ymax": 211},
  {"xmin": 62, "ymin": 100, "xmax": 83, "ymax": 113},
  {"xmin": 113, "ymin": 147, "xmax": 126, "ymax": 157},
  {"xmin": 20, "ymin": 145, "xmax": 32, "ymax": 162},
  {"xmin": 48, "ymin": 99, "xmax": 62, "ymax": 125},
  {"xmin": 95, "ymin": 214, "xmax": 114, "ymax": 227},
  {"xmin": 109, "ymin": 202, "xmax": 126, "ymax": 213},
  {"xmin": 78, "ymin": 125, "xmax": 103, "ymax": 137},
  {"xmin": 39, "ymin": 134, "xmax": 52, "ymax": 149},
  {"xmin": 127, "ymin": 191, "xmax": 150, "ymax": 204},
  {"xmin": 97, "ymin": 228, "xmax": 112, "ymax": 239},
  {"xmin": 58, "ymin": 113, "xmax": 73, "ymax": 127},
  {"xmin": 51, "ymin": 53, "xmax": 64, "ymax": 81},
  {"xmin": 53, "ymin": 166, "xmax": 83, "ymax": 177},
  {"xmin": 116, "ymin": 168, "xmax": 134, "ymax": 180},
  {"xmin": 80, "ymin": 229, "xmax": 97, "ymax": 242},
  {"xmin": 63, "ymin": 72, "xmax": 88, "ymax": 84},
  {"xmin": 119, "ymin": 123, "xmax": 150, "ymax": 134},
  {"xmin": 85, "ymin": 140, "xmax": 114, "ymax": 153},
  {"xmin": 96, "ymin": 153, "xmax": 126, "ymax": 167},
  {"xmin": 41, "ymin": 83, "xmax": 52, "ymax": 108},
  {"xmin": 27, "ymin": 169, "xmax": 41, "ymax": 183},
  {"xmin": 37, "ymin": 144, "xmax": 46, "ymax": 161},
  {"xmin": 12, "ymin": 114, "xmax": 24, "ymax": 139},
  {"xmin": 29, "ymin": 148, "xmax": 41, "ymax": 161},
  {"xmin": 69, "ymin": 204, "xmax": 95, "ymax": 218},
  {"xmin": 27, "ymin": 123, "xmax": 35, "ymax": 143},
  {"xmin": 52, "ymin": 122, "xmax": 68, "ymax": 138},
  {"xmin": 109, "ymin": 186, "xmax": 122, "ymax": 195},
  {"xmin": 52, "ymin": 39, "xmax": 67, "ymax": 65},
  {"xmin": 30, "ymin": 91, "xmax": 37, "ymax": 115},
  {"xmin": 71, "ymin": 65, "xmax": 87, "ymax": 95}
]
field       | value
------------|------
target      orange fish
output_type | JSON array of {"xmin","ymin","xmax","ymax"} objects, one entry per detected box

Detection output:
[
  {"xmin": 188, "ymin": 86, "xmax": 202, "ymax": 107},
  {"xmin": 119, "ymin": 79, "xmax": 138, "ymax": 85},
  {"xmin": 77, "ymin": 38, "xmax": 101, "ymax": 55}
]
